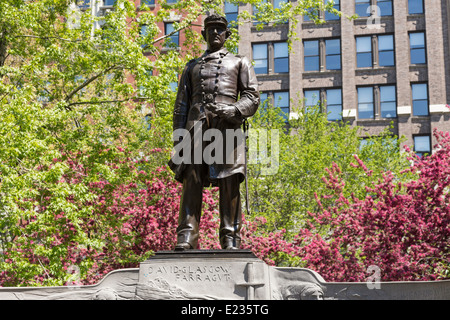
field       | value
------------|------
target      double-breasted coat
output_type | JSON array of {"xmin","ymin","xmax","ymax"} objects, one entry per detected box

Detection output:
[{"xmin": 169, "ymin": 48, "xmax": 260, "ymax": 186}]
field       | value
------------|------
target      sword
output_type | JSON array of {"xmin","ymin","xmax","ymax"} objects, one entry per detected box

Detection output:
[{"xmin": 243, "ymin": 118, "xmax": 250, "ymax": 216}]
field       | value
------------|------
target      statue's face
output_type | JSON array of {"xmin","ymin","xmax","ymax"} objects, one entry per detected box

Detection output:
[{"xmin": 204, "ymin": 23, "xmax": 227, "ymax": 52}]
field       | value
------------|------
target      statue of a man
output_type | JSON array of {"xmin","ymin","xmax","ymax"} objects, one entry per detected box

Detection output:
[{"xmin": 169, "ymin": 13, "xmax": 260, "ymax": 250}]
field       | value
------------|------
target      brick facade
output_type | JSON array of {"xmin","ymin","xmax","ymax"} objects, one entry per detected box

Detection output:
[{"xmin": 237, "ymin": 0, "xmax": 450, "ymax": 152}]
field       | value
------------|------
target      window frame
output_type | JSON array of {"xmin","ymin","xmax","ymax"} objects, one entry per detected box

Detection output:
[
  {"xmin": 273, "ymin": 42, "xmax": 289, "ymax": 73},
  {"xmin": 324, "ymin": 0, "xmax": 340, "ymax": 21},
  {"xmin": 224, "ymin": 1, "xmax": 239, "ymax": 27},
  {"xmin": 356, "ymin": 36, "xmax": 373, "ymax": 68},
  {"xmin": 357, "ymin": 85, "xmax": 398, "ymax": 120},
  {"xmin": 408, "ymin": 0, "xmax": 424, "ymax": 15},
  {"xmin": 355, "ymin": 0, "xmax": 371, "ymax": 17},
  {"xmin": 355, "ymin": 0, "xmax": 393, "ymax": 17},
  {"xmin": 259, "ymin": 90, "xmax": 291, "ymax": 121},
  {"xmin": 273, "ymin": 91, "xmax": 290, "ymax": 120},
  {"xmin": 325, "ymin": 38, "xmax": 342, "ymax": 70},
  {"xmin": 303, "ymin": 89, "xmax": 321, "ymax": 113},
  {"xmin": 357, "ymin": 86, "xmax": 375, "ymax": 119},
  {"xmin": 411, "ymin": 82, "xmax": 429, "ymax": 116},
  {"xmin": 356, "ymin": 34, "xmax": 395, "ymax": 68},
  {"xmin": 377, "ymin": 34, "xmax": 395, "ymax": 67},
  {"xmin": 141, "ymin": 0, "xmax": 155, "ymax": 6},
  {"xmin": 409, "ymin": 31, "xmax": 427, "ymax": 65},
  {"xmin": 303, "ymin": 38, "xmax": 341, "ymax": 72},
  {"xmin": 303, "ymin": 40, "xmax": 320, "ymax": 72},
  {"xmin": 253, "ymin": 41, "xmax": 289, "ymax": 75},
  {"xmin": 325, "ymin": 88, "xmax": 343, "ymax": 121},
  {"xmin": 379, "ymin": 85, "xmax": 397, "ymax": 118},
  {"xmin": 252, "ymin": 43, "xmax": 269, "ymax": 75},
  {"xmin": 164, "ymin": 22, "xmax": 180, "ymax": 48},
  {"xmin": 413, "ymin": 134, "xmax": 431, "ymax": 157},
  {"xmin": 304, "ymin": 87, "xmax": 343, "ymax": 121},
  {"xmin": 376, "ymin": 0, "xmax": 393, "ymax": 17},
  {"xmin": 304, "ymin": 0, "xmax": 341, "ymax": 22}
]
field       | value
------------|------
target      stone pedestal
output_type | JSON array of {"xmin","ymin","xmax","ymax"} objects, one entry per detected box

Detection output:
[
  {"xmin": 136, "ymin": 250, "xmax": 269, "ymax": 300},
  {"xmin": 0, "ymin": 249, "xmax": 448, "ymax": 300}
]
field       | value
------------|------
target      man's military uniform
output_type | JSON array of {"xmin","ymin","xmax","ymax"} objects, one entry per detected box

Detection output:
[{"xmin": 169, "ymin": 22, "xmax": 259, "ymax": 249}]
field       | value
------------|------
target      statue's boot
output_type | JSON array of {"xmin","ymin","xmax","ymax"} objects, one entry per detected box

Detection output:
[
  {"xmin": 176, "ymin": 165, "xmax": 204, "ymax": 250},
  {"xmin": 218, "ymin": 174, "xmax": 242, "ymax": 250}
]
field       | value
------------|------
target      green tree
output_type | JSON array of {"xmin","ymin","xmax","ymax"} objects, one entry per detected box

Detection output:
[
  {"xmin": 0, "ymin": 0, "xmax": 337, "ymax": 286},
  {"xmin": 246, "ymin": 101, "xmax": 411, "ymax": 238}
]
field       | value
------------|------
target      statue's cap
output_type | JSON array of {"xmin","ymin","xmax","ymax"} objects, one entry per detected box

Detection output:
[{"xmin": 204, "ymin": 13, "xmax": 228, "ymax": 28}]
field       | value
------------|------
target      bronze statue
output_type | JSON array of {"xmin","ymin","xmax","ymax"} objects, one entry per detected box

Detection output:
[{"xmin": 169, "ymin": 13, "xmax": 260, "ymax": 250}]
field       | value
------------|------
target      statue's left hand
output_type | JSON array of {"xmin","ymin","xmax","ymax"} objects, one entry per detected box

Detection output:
[
  {"xmin": 205, "ymin": 103, "xmax": 242, "ymax": 124},
  {"xmin": 214, "ymin": 103, "xmax": 237, "ymax": 118}
]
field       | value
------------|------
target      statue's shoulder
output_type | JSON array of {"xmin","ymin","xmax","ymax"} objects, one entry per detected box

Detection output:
[
  {"xmin": 231, "ymin": 54, "xmax": 252, "ymax": 67},
  {"xmin": 186, "ymin": 58, "xmax": 198, "ymax": 66},
  {"xmin": 182, "ymin": 58, "xmax": 199, "ymax": 73},
  {"xmin": 227, "ymin": 53, "xmax": 250, "ymax": 63}
]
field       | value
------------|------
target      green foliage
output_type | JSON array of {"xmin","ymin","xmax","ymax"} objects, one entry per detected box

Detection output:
[
  {"xmin": 246, "ymin": 100, "xmax": 411, "ymax": 238},
  {"xmin": 0, "ymin": 0, "xmax": 344, "ymax": 286}
]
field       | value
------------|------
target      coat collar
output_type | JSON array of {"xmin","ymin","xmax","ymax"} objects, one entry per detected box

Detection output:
[{"xmin": 201, "ymin": 48, "xmax": 229, "ymax": 61}]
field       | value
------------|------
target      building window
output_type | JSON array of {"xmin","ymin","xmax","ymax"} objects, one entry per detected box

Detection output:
[
  {"xmin": 304, "ymin": 88, "xmax": 342, "ymax": 120},
  {"xmin": 377, "ymin": 0, "xmax": 393, "ymax": 16},
  {"xmin": 141, "ymin": 0, "xmax": 155, "ymax": 5},
  {"xmin": 164, "ymin": 22, "xmax": 179, "ymax": 47},
  {"xmin": 253, "ymin": 42, "xmax": 289, "ymax": 75},
  {"xmin": 253, "ymin": 0, "xmax": 288, "ymax": 25},
  {"xmin": 414, "ymin": 135, "xmax": 431, "ymax": 157},
  {"xmin": 409, "ymin": 32, "xmax": 426, "ymax": 65},
  {"xmin": 304, "ymin": 0, "xmax": 340, "ymax": 21},
  {"xmin": 224, "ymin": 1, "xmax": 239, "ymax": 27},
  {"xmin": 144, "ymin": 114, "xmax": 152, "ymax": 130},
  {"xmin": 76, "ymin": 0, "xmax": 90, "ymax": 9},
  {"xmin": 104, "ymin": 0, "xmax": 116, "ymax": 5},
  {"xmin": 325, "ymin": 0, "xmax": 340, "ymax": 21},
  {"xmin": 355, "ymin": 0, "xmax": 392, "ymax": 17},
  {"xmin": 379, "ymin": 85, "xmax": 397, "ymax": 118},
  {"xmin": 356, "ymin": 36, "xmax": 372, "ymax": 68},
  {"xmin": 304, "ymin": 40, "xmax": 320, "ymax": 71},
  {"xmin": 357, "ymin": 87, "xmax": 374, "ymax": 119},
  {"xmin": 140, "ymin": 25, "xmax": 153, "ymax": 49},
  {"xmin": 357, "ymin": 85, "xmax": 397, "ymax": 119},
  {"xmin": 274, "ymin": 91, "xmax": 290, "ymax": 120},
  {"xmin": 253, "ymin": 43, "xmax": 268, "ymax": 74},
  {"xmin": 355, "ymin": 0, "xmax": 371, "ymax": 17},
  {"xmin": 273, "ymin": 0, "xmax": 288, "ymax": 8},
  {"xmin": 304, "ymin": 38, "xmax": 341, "ymax": 72},
  {"xmin": 325, "ymin": 88, "xmax": 342, "ymax": 121},
  {"xmin": 253, "ymin": 0, "xmax": 268, "ymax": 25},
  {"xmin": 260, "ymin": 91, "xmax": 290, "ymax": 120},
  {"xmin": 166, "ymin": 0, "xmax": 178, "ymax": 4},
  {"xmin": 408, "ymin": 0, "xmax": 424, "ymax": 14},
  {"xmin": 304, "ymin": 89, "xmax": 321, "ymax": 113},
  {"xmin": 325, "ymin": 39, "xmax": 341, "ymax": 70},
  {"xmin": 411, "ymin": 83, "xmax": 429, "ymax": 116},
  {"xmin": 356, "ymin": 35, "xmax": 394, "ymax": 68},
  {"xmin": 274, "ymin": 42, "xmax": 289, "ymax": 73},
  {"xmin": 378, "ymin": 35, "xmax": 395, "ymax": 67}
]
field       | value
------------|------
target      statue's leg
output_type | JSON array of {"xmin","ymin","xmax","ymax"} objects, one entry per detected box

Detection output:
[
  {"xmin": 218, "ymin": 174, "xmax": 242, "ymax": 249},
  {"xmin": 176, "ymin": 164, "xmax": 204, "ymax": 250}
]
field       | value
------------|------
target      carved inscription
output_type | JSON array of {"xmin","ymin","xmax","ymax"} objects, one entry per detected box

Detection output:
[{"xmin": 143, "ymin": 264, "xmax": 233, "ymax": 282}]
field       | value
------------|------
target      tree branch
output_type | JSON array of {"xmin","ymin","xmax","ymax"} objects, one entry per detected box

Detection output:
[
  {"xmin": 64, "ymin": 64, "xmax": 121, "ymax": 104},
  {"xmin": 66, "ymin": 97, "xmax": 143, "ymax": 108},
  {"xmin": 13, "ymin": 34, "xmax": 84, "ymax": 43}
]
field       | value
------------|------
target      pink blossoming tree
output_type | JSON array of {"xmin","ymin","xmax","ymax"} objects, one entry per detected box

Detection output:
[{"xmin": 291, "ymin": 129, "xmax": 450, "ymax": 282}]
